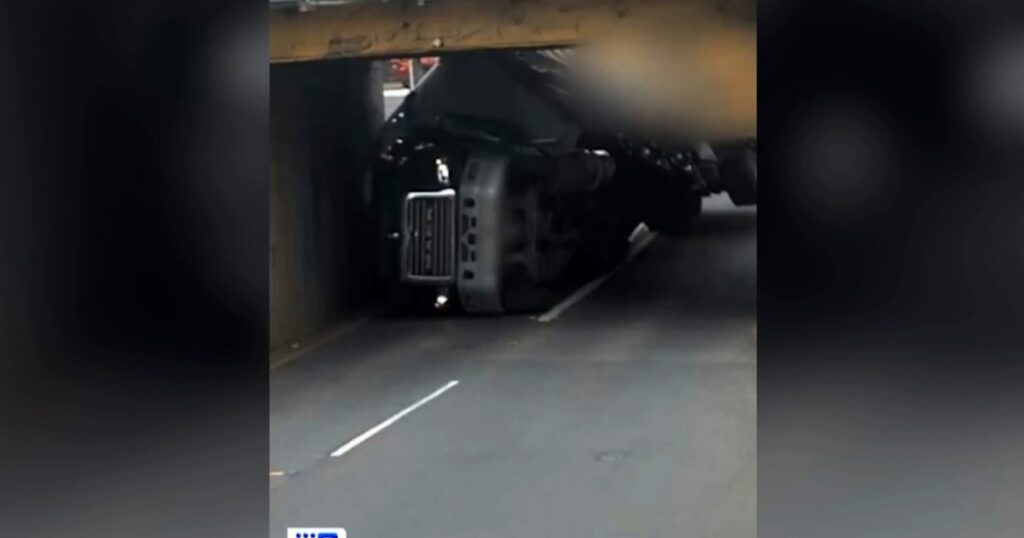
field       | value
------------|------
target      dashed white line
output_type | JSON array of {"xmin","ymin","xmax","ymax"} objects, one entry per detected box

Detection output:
[
  {"xmin": 329, "ymin": 380, "xmax": 461, "ymax": 458},
  {"xmin": 536, "ymin": 225, "xmax": 658, "ymax": 323}
]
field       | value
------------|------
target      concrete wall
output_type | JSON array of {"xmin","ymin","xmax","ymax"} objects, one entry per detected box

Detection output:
[{"xmin": 270, "ymin": 60, "xmax": 384, "ymax": 351}]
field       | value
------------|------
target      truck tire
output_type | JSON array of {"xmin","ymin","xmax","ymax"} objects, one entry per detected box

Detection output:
[
  {"xmin": 720, "ymin": 147, "xmax": 757, "ymax": 206},
  {"xmin": 646, "ymin": 188, "xmax": 701, "ymax": 237},
  {"xmin": 689, "ymin": 193, "xmax": 703, "ymax": 217}
]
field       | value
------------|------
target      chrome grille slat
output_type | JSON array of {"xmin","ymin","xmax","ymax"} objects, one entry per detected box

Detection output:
[{"xmin": 402, "ymin": 189, "xmax": 456, "ymax": 283}]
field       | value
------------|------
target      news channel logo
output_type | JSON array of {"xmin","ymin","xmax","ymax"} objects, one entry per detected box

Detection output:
[{"xmin": 287, "ymin": 528, "xmax": 347, "ymax": 538}]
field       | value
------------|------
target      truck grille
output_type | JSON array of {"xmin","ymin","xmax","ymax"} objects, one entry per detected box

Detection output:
[{"xmin": 402, "ymin": 189, "xmax": 456, "ymax": 282}]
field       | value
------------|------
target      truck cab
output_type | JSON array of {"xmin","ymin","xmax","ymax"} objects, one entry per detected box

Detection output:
[{"xmin": 368, "ymin": 50, "xmax": 755, "ymax": 314}]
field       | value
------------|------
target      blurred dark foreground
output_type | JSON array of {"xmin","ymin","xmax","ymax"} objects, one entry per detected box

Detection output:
[
  {"xmin": 760, "ymin": 2, "xmax": 1024, "ymax": 538},
  {"xmin": 0, "ymin": 1, "xmax": 1022, "ymax": 537}
]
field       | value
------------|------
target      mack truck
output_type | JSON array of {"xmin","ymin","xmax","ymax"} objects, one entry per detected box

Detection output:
[{"xmin": 367, "ymin": 50, "xmax": 756, "ymax": 314}]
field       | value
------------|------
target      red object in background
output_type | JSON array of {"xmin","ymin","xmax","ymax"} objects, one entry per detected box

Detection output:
[{"xmin": 388, "ymin": 57, "xmax": 440, "ymax": 86}]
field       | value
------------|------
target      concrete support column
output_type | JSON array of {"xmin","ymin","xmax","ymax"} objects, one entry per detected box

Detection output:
[{"xmin": 270, "ymin": 59, "xmax": 384, "ymax": 351}]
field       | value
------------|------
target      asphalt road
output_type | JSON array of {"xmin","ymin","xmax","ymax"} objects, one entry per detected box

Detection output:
[{"xmin": 270, "ymin": 196, "xmax": 756, "ymax": 538}]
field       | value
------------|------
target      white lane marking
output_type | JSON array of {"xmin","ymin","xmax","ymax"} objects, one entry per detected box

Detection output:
[
  {"xmin": 329, "ymin": 380, "xmax": 460, "ymax": 458},
  {"xmin": 536, "ymin": 227, "xmax": 658, "ymax": 323},
  {"xmin": 627, "ymin": 222, "xmax": 650, "ymax": 243}
]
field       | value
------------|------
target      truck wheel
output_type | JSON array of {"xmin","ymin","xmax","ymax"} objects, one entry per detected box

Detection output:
[
  {"xmin": 569, "ymin": 231, "xmax": 629, "ymax": 282},
  {"xmin": 688, "ymin": 193, "xmax": 703, "ymax": 217},
  {"xmin": 720, "ymin": 147, "xmax": 757, "ymax": 206},
  {"xmin": 648, "ymin": 212, "xmax": 690, "ymax": 237},
  {"xmin": 647, "ymin": 190, "xmax": 701, "ymax": 237}
]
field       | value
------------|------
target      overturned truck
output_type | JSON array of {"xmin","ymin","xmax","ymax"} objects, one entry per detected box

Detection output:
[{"xmin": 368, "ymin": 50, "xmax": 756, "ymax": 314}]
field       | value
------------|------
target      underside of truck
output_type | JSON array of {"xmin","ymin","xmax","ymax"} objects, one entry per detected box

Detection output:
[{"xmin": 369, "ymin": 49, "xmax": 756, "ymax": 314}]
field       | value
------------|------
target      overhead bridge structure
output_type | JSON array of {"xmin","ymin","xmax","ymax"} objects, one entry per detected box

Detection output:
[{"xmin": 270, "ymin": 0, "xmax": 755, "ymax": 62}]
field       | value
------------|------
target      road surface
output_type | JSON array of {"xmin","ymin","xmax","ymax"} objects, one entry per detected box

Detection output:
[{"xmin": 270, "ymin": 196, "xmax": 756, "ymax": 538}]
